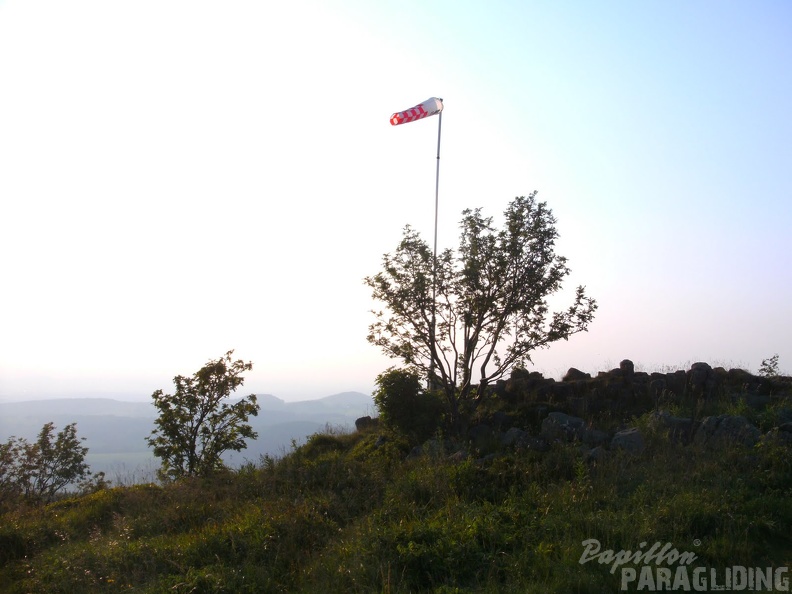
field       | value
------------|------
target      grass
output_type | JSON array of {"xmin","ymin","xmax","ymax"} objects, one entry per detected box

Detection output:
[{"xmin": 1, "ymin": 388, "xmax": 791, "ymax": 593}]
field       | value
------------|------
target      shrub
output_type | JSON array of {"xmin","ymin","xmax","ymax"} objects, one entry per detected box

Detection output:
[
  {"xmin": 759, "ymin": 354, "xmax": 780, "ymax": 378},
  {"xmin": 373, "ymin": 367, "xmax": 445, "ymax": 441}
]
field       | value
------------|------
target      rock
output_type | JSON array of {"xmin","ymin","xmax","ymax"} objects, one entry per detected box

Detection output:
[
  {"xmin": 474, "ymin": 453, "xmax": 499, "ymax": 465},
  {"xmin": 515, "ymin": 434, "xmax": 551, "ymax": 453},
  {"xmin": 777, "ymin": 409, "xmax": 792, "ymax": 425},
  {"xmin": 447, "ymin": 450, "xmax": 468, "ymax": 463},
  {"xmin": 688, "ymin": 362, "xmax": 717, "ymax": 397},
  {"xmin": 582, "ymin": 428, "xmax": 610, "ymax": 448},
  {"xmin": 759, "ymin": 426, "xmax": 792, "ymax": 448},
  {"xmin": 501, "ymin": 427, "xmax": 526, "ymax": 447},
  {"xmin": 406, "ymin": 445, "xmax": 423, "ymax": 459},
  {"xmin": 620, "ymin": 359, "xmax": 635, "ymax": 381},
  {"xmin": 374, "ymin": 435, "xmax": 387, "ymax": 449},
  {"xmin": 563, "ymin": 368, "xmax": 591, "ymax": 382},
  {"xmin": 665, "ymin": 370, "xmax": 687, "ymax": 396},
  {"xmin": 611, "ymin": 427, "xmax": 645, "ymax": 454},
  {"xmin": 423, "ymin": 438, "xmax": 446, "ymax": 457},
  {"xmin": 541, "ymin": 412, "xmax": 585, "ymax": 442},
  {"xmin": 468, "ymin": 423, "xmax": 492, "ymax": 441},
  {"xmin": 694, "ymin": 415, "xmax": 760, "ymax": 448},
  {"xmin": 650, "ymin": 411, "xmax": 697, "ymax": 444},
  {"xmin": 355, "ymin": 416, "xmax": 377, "ymax": 431},
  {"xmin": 689, "ymin": 361, "xmax": 711, "ymax": 385},
  {"xmin": 549, "ymin": 382, "xmax": 573, "ymax": 401},
  {"xmin": 469, "ymin": 423, "xmax": 498, "ymax": 453},
  {"xmin": 585, "ymin": 446, "xmax": 609, "ymax": 464},
  {"xmin": 568, "ymin": 396, "xmax": 588, "ymax": 417},
  {"xmin": 649, "ymin": 378, "xmax": 666, "ymax": 398},
  {"xmin": 489, "ymin": 411, "xmax": 513, "ymax": 430}
]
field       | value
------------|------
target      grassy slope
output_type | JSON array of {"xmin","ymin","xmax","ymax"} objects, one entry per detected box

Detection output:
[{"xmin": 1, "ymin": 394, "xmax": 791, "ymax": 593}]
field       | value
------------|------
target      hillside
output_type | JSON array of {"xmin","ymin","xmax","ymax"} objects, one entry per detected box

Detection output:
[
  {"xmin": 0, "ymin": 362, "xmax": 790, "ymax": 593},
  {"xmin": 0, "ymin": 392, "xmax": 375, "ymax": 481}
]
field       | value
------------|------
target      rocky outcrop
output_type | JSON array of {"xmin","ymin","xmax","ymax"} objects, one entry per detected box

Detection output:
[
  {"xmin": 501, "ymin": 360, "xmax": 792, "ymax": 418},
  {"xmin": 394, "ymin": 360, "xmax": 791, "ymax": 462},
  {"xmin": 694, "ymin": 415, "xmax": 761, "ymax": 448}
]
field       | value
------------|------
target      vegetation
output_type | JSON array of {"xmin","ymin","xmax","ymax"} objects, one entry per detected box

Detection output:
[
  {"xmin": 1, "ymin": 191, "xmax": 787, "ymax": 591},
  {"xmin": 1, "ymin": 373, "xmax": 790, "ymax": 593},
  {"xmin": 365, "ymin": 193, "xmax": 597, "ymax": 429},
  {"xmin": 373, "ymin": 367, "xmax": 445, "ymax": 441},
  {"xmin": 146, "ymin": 351, "xmax": 260, "ymax": 480},
  {"xmin": 759, "ymin": 354, "xmax": 780, "ymax": 378},
  {"xmin": 0, "ymin": 422, "xmax": 104, "ymax": 506}
]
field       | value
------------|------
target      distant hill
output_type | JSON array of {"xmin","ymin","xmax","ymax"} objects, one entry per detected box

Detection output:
[{"xmin": 0, "ymin": 391, "xmax": 375, "ymax": 482}]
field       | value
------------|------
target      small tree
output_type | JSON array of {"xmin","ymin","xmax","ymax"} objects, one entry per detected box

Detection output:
[
  {"xmin": 365, "ymin": 193, "xmax": 597, "ymax": 428},
  {"xmin": 373, "ymin": 367, "xmax": 445, "ymax": 442},
  {"xmin": 0, "ymin": 422, "xmax": 98, "ymax": 504},
  {"xmin": 146, "ymin": 350, "xmax": 260, "ymax": 480},
  {"xmin": 759, "ymin": 354, "xmax": 779, "ymax": 378}
]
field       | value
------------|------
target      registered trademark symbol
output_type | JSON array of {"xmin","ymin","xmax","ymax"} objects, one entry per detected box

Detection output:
[{"xmin": 693, "ymin": 539, "xmax": 701, "ymax": 546}]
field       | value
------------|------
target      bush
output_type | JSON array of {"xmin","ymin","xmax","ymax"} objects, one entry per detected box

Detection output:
[{"xmin": 373, "ymin": 368, "xmax": 445, "ymax": 441}]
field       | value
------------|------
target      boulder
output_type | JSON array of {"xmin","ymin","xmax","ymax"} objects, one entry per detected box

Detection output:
[
  {"xmin": 355, "ymin": 416, "xmax": 377, "ymax": 431},
  {"xmin": 611, "ymin": 427, "xmax": 645, "ymax": 455},
  {"xmin": 447, "ymin": 449, "xmax": 468, "ymax": 463},
  {"xmin": 563, "ymin": 368, "xmax": 591, "ymax": 382},
  {"xmin": 585, "ymin": 446, "xmax": 609, "ymax": 464},
  {"xmin": 582, "ymin": 428, "xmax": 610, "ymax": 448},
  {"xmin": 501, "ymin": 427, "xmax": 526, "ymax": 447},
  {"xmin": 688, "ymin": 362, "xmax": 724, "ymax": 397},
  {"xmin": 541, "ymin": 412, "xmax": 585, "ymax": 442},
  {"xmin": 650, "ymin": 411, "xmax": 697, "ymax": 444},
  {"xmin": 694, "ymin": 415, "xmax": 760, "ymax": 448},
  {"xmin": 759, "ymin": 424, "xmax": 792, "ymax": 448},
  {"xmin": 665, "ymin": 370, "xmax": 687, "ymax": 396},
  {"xmin": 489, "ymin": 411, "xmax": 513, "ymax": 430},
  {"xmin": 469, "ymin": 424, "xmax": 498, "ymax": 452},
  {"xmin": 776, "ymin": 409, "xmax": 792, "ymax": 425},
  {"xmin": 688, "ymin": 362, "xmax": 713, "ymax": 393},
  {"xmin": 620, "ymin": 359, "xmax": 635, "ymax": 381}
]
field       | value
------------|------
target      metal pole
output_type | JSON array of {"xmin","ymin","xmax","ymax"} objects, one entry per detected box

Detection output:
[{"xmin": 429, "ymin": 107, "xmax": 442, "ymax": 390}]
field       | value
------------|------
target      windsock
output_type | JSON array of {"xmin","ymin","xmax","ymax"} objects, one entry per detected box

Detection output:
[{"xmin": 390, "ymin": 97, "xmax": 443, "ymax": 126}]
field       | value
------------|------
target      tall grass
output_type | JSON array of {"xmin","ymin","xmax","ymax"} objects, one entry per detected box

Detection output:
[{"xmin": 1, "ymin": 399, "xmax": 790, "ymax": 593}]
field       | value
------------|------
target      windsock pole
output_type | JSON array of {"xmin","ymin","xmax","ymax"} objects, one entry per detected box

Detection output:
[
  {"xmin": 389, "ymin": 97, "xmax": 445, "ymax": 390},
  {"xmin": 430, "ymin": 107, "xmax": 442, "ymax": 390}
]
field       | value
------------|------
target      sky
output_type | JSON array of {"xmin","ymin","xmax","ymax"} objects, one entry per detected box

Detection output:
[{"xmin": 1, "ymin": 0, "xmax": 790, "ymax": 402}]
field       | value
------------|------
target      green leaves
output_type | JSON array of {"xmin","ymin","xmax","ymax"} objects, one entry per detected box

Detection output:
[
  {"xmin": 365, "ymin": 193, "xmax": 598, "ymax": 425},
  {"xmin": 0, "ymin": 422, "xmax": 96, "ymax": 504},
  {"xmin": 146, "ymin": 350, "xmax": 260, "ymax": 480}
]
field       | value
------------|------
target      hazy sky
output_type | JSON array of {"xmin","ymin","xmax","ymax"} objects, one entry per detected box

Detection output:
[{"xmin": 1, "ymin": 0, "xmax": 790, "ymax": 402}]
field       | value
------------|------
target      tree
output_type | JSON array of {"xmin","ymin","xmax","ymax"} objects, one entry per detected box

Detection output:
[
  {"xmin": 0, "ymin": 422, "xmax": 100, "ymax": 504},
  {"xmin": 146, "ymin": 351, "xmax": 260, "ymax": 480},
  {"xmin": 365, "ymin": 193, "xmax": 597, "ymax": 428}
]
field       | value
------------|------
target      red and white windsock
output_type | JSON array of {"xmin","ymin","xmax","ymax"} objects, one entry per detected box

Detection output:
[{"xmin": 390, "ymin": 97, "xmax": 444, "ymax": 126}]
